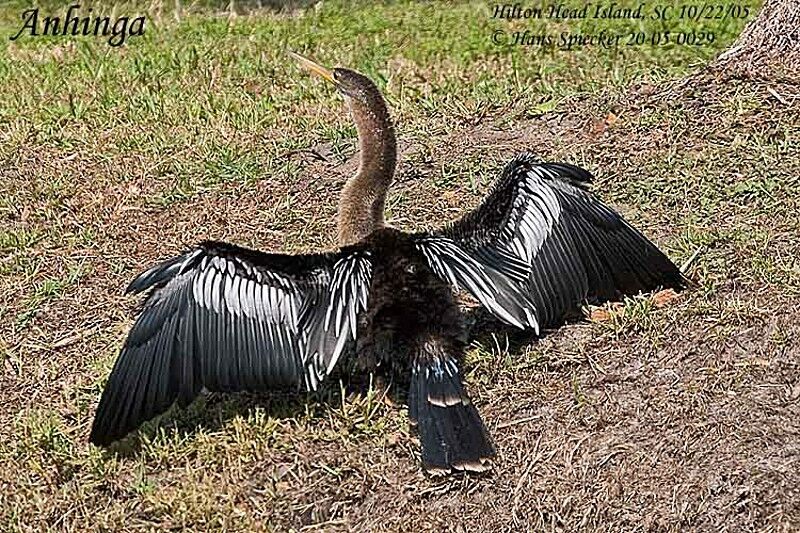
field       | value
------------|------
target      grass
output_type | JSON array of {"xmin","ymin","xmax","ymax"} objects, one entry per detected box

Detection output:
[{"xmin": 3, "ymin": 0, "xmax": 800, "ymax": 531}]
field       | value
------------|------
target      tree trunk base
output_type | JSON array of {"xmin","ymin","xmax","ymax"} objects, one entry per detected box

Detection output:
[{"xmin": 713, "ymin": 0, "xmax": 800, "ymax": 79}]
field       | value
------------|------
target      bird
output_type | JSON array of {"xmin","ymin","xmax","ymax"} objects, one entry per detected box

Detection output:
[{"xmin": 89, "ymin": 52, "xmax": 687, "ymax": 473}]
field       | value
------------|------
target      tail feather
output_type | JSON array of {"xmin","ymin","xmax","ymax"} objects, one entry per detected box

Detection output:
[{"xmin": 409, "ymin": 344, "xmax": 494, "ymax": 473}]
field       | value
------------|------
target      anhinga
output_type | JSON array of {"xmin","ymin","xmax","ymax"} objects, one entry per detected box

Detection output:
[{"xmin": 90, "ymin": 53, "xmax": 687, "ymax": 473}]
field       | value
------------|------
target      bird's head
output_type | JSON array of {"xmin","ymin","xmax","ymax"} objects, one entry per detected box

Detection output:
[{"xmin": 289, "ymin": 51, "xmax": 387, "ymax": 114}]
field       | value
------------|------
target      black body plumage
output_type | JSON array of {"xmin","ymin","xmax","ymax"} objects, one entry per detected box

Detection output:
[
  {"xmin": 355, "ymin": 228, "xmax": 495, "ymax": 471},
  {"xmin": 91, "ymin": 152, "xmax": 686, "ymax": 472}
]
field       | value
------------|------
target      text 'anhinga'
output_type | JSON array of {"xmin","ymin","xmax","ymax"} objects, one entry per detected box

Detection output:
[{"xmin": 90, "ymin": 53, "xmax": 687, "ymax": 473}]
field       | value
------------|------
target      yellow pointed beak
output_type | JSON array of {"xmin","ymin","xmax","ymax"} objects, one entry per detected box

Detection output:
[{"xmin": 289, "ymin": 51, "xmax": 337, "ymax": 85}]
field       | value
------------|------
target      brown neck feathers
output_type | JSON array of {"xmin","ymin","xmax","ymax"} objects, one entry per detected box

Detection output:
[{"xmin": 337, "ymin": 90, "xmax": 397, "ymax": 247}]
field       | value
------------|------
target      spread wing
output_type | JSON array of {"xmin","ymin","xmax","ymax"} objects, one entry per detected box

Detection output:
[
  {"xmin": 90, "ymin": 240, "xmax": 372, "ymax": 446},
  {"xmin": 415, "ymin": 153, "xmax": 687, "ymax": 334}
]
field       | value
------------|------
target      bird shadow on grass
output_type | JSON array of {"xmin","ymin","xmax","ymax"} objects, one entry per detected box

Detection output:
[
  {"xmin": 462, "ymin": 304, "xmax": 586, "ymax": 357},
  {"xmin": 103, "ymin": 391, "xmax": 307, "ymax": 458},
  {"xmin": 102, "ymin": 365, "xmax": 395, "ymax": 459}
]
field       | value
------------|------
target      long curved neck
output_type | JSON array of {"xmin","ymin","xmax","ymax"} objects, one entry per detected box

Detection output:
[{"xmin": 337, "ymin": 95, "xmax": 396, "ymax": 247}]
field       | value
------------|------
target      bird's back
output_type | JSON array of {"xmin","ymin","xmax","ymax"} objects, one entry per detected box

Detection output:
[{"xmin": 353, "ymin": 227, "xmax": 466, "ymax": 377}]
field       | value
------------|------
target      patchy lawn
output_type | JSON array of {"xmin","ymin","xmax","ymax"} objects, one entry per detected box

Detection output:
[{"xmin": 2, "ymin": 0, "xmax": 799, "ymax": 531}]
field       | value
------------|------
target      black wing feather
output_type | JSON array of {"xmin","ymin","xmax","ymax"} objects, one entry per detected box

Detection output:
[
  {"xmin": 91, "ymin": 241, "xmax": 372, "ymax": 446},
  {"xmin": 416, "ymin": 152, "xmax": 687, "ymax": 333}
]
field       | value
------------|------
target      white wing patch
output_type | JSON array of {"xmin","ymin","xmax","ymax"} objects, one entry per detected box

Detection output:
[
  {"xmin": 499, "ymin": 168, "xmax": 562, "ymax": 263},
  {"xmin": 415, "ymin": 237, "xmax": 533, "ymax": 330},
  {"xmin": 320, "ymin": 254, "xmax": 372, "ymax": 377},
  {"xmin": 189, "ymin": 251, "xmax": 372, "ymax": 391}
]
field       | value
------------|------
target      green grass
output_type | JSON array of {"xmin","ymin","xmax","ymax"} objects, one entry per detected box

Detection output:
[
  {"xmin": 0, "ymin": 0, "xmax": 754, "ymax": 183},
  {"xmin": 5, "ymin": 0, "xmax": 800, "ymax": 531}
]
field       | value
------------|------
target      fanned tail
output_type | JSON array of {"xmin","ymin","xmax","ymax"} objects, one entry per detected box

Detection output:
[{"xmin": 408, "ymin": 339, "xmax": 494, "ymax": 473}]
